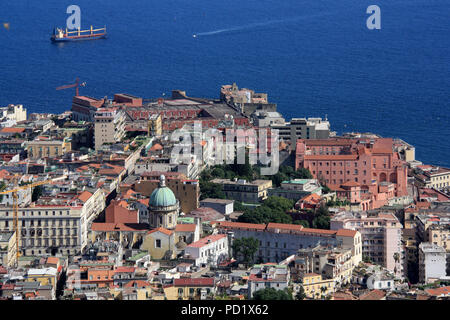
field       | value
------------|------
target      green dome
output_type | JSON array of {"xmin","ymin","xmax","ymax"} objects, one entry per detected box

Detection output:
[{"xmin": 149, "ymin": 175, "xmax": 177, "ymax": 207}]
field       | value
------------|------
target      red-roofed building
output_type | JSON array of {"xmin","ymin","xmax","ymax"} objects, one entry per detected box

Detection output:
[
  {"xmin": 215, "ymin": 221, "xmax": 362, "ymax": 265},
  {"xmin": 295, "ymin": 138, "xmax": 408, "ymax": 198},
  {"xmin": 184, "ymin": 234, "xmax": 228, "ymax": 267},
  {"xmin": 164, "ymin": 277, "xmax": 215, "ymax": 300}
]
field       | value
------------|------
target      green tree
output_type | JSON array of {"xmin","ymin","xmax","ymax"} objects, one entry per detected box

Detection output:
[
  {"xmin": 311, "ymin": 204, "xmax": 330, "ymax": 230},
  {"xmin": 232, "ymin": 237, "xmax": 259, "ymax": 267},
  {"xmin": 252, "ymin": 288, "xmax": 293, "ymax": 300},
  {"xmin": 295, "ymin": 286, "xmax": 306, "ymax": 300},
  {"xmin": 293, "ymin": 220, "xmax": 309, "ymax": 228},
  {"xmin": 238, "ymin": 196, "xmax": 294, "ymax": 224},
  {"xmin": 199, "ymin": 182, "xmax": 226, "ymax": 200}
]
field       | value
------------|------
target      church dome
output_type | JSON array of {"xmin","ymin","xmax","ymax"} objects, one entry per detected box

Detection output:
[{"xmin": 149, "ymin": 175, "xmax": 177, "ymax": 208}]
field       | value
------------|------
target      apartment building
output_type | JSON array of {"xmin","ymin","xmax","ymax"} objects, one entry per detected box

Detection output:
[
  {"xmin": 248, "ymin": 264, "xmax": 290, "ymax": 298},
  {"xmin": 0, "ymin": 231, "xmax": 17, "ymax": 268},
  {"xmin": 426, "ymin": 224, "xmax": 450, "ymax": 251},
  {"xmin": 210, "ymin": 179, "xmax": 272, "ymax": 204},
  {"xmin": 215, "ymin": 221, "xmax": 362, "ymax": 266},
  {"xmin": 0, "ymin": 189, "xmax": 105, "ymax": 256},
  {"xmin": 299, "ymin": 273, "xmax": 335, "ymax": 299},
  {"xmin": 27, "ymin": 139, "xmax": 71, "ymax": 159},
  {"xmin": 293, "ymin": 244, "xmax": 355, "ymax": 286},
  {"xmin": 94, "ymin": 107, "xmax": 126, "ymax": 150},
  {"xmin": 415, "ymin": 165, "xmax": 450, "ymax": 191},
  {"xmin": 163, "ymin": 278, "xmax": 215, "ymax": 300},
  {"xmin": 271, "ymin": 117, "xmax": 331, "ymax": 147},
  {"xmin": 184, "ymin": 234, "xmax": 228, "ymax": 267},
  {"xmin": 418, "ymin": 242, "xmax": 447, "ymax": 284},
  {"xmin": 330, "ymin": 211, "xmax": 404, "ymax": 276}
]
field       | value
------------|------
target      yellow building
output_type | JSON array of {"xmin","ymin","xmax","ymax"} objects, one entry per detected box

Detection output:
[
  {"xmin": 27, "ymin": 139, "xmax": 71, "ymax": 159},
  {"xmin": 163, "ymin": 278, "xmax": 215, "ymax": 300},
  {"xmin": 300, "ymin": 273, "xmax": 335, "ymax": 299},
  {"xmin": 148, "ymin": 113, "xmax": 162, "ymax": 137},
  {"xmin": 141, "ymin": 227, "xmax": 176, "ymax": 260},
  {"xmin": 0, "ymin": 231, "xmax": 17, "ymax": 268},
  {"xmin": 427, "ymin": 225, "xmax": 450, "ymax": 251}
]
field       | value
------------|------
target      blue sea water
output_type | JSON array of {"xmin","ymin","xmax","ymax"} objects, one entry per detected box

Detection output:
[{"xmin": 0, "ymin": 0, "xmax": 449, "ymax": 166}]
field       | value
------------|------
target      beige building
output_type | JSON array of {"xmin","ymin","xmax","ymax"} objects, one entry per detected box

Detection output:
[
  {"xmin": 210, "ymin": 178, "xmax": 272, "ymax": 203},
  {"xmin": 148, "ymin": 113, "xmax": 162, "ymax": 136},
  {"xmin": 330, "ymin": 211, "xmax": 404, "ymax": 277},
  {"xmin": 141, "ymin": 227, "xmax": 176, "ymax": 260},
  {"xmin": 94, "ymin": 107, "xmax": 126, "ymax": 150},
  {"xmin": 27, "ymin": 139, "xmax": 71, "ymax": 159},
  {"xmin": 0, "ymin": 104, "xmax": 27, "ymax": 122},
  {"xmin": 293, "ymin": 244, "xmax": 355, "ymax": 286},
  {"xmin": 299, "ymin": 273, "xmax": 335, "ymax": 299},
  {"xmin": 426, "ymin": 225, "xmax": 450, "ymax": 251},
  {"xmin": 0, "ymin": 231, "xmax": 17, "ymax": 268},
  {"xmin": 415, "ymin": 165, "xmax": 450, "ymax": 190},
  {"xmin": 0, "ymin": 189, "xmax": 105, "ymax": 256}
]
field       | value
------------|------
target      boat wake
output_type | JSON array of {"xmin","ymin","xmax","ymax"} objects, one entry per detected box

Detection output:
[{"xmin": 193, "ymin": 14, "xmax": 331, "ymax": 38}]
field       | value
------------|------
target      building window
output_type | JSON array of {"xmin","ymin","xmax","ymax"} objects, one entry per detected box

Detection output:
[{"xmin": 155, "ymin": 239, "xmax": 161, "ymax": 248}]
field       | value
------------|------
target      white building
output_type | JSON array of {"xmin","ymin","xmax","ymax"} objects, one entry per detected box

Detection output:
[
  {"xmin": 419, "ymin": 242, "xmax": 447, "ymax": 284},
  {"xmin": 0, "ymin": 104, "xmax": 27, "ymax": 123},
  {"xmin": 248, "ymin": 264, "xmax": 290, "ymax": 298},
  {"xmin": 199, "ymin": 198, "xmax": 234, "ymax": 215},
  {"xmin": 184, "ymin": 234, "xmax": 229, "ymax": 267}
]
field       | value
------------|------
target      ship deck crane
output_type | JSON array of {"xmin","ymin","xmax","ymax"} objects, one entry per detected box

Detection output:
[
  {"xmin": 0, "ymin": 175, "xmax": 67, "ymax": 264},
  {"xmin": 56, "ymin": 78, "xmax": 86, "ymax": 97}
]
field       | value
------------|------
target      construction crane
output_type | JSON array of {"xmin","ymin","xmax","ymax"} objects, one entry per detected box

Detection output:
[
  {"xmin": 56, "ymin": 78, "xmax": 86, "ymax": 97},
  {"xmin": 0, "ymin": 175, "xmax": 67, "ymax": 263}
]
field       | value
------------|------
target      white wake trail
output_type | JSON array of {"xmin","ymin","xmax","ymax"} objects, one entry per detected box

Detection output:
[{"xmin": 193, "ymin": 13, "xmax": 332, "ymax": 38}]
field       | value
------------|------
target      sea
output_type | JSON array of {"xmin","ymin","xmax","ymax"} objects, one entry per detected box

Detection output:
[{"xmin": 0, "ymin": 0, "xmax": 449, "ymax": 166}]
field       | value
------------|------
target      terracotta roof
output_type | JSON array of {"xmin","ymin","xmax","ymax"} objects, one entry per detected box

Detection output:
[
  {"xmin": 214, "ymin": 221, "xmax": 266, "ymax": 231},
  {"xmin": 425, "ymin": 286, "xmax": 450, "ymax": 297},
  {"xmin": 46, "ymin": 257, "xmax": 59, "ymax": 265},
  {"xmin": 147, "ymin": 227, "xmax": 174, "ymax": 236},
  {"xmin": 115, "ymin": 266, "xmax": 135, "ymax": 273},
  {"xmin": 174, "ymin": 278, "xmax": 214, "ymax": 287},
  {"xmin": 336, "ymin": 229, "xmax": 358, "ymax": 237},
  {"xmin": 0, "ymin": 127, "xmax": 25, "ymax": 133},
  {"xmin": 187, "ymin": 234, "xmax": 226, "ymax": 248},
  {"xmin": 175, "ymin": 224, "xmax": 197, "ymax": 232},
  {"xmin": 77, "ymin": 191, "xmax": 93, "ymax": 203},
  {"xmin": 359, "ymin": 289, "xmax": 386, "ymax": 300},
  {"xmin": 91, "ymin": 222, "xmax": 149, "ymax": 232}
]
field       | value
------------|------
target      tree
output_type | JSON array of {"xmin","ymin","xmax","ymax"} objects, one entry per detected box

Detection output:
[
  {"xmin": 199, "ymin": 181, "xmax": 226, "ymax": 200},
  {"xmin": 252, "ymin": 287, "xmax": 293, "ymax": 300},
  {"xmin": 293, "ymin": 220, "xmax": 309, "ymax": 228},
  {"xmin": 238, "ymin": 196, "xmax": 294, "ymax": 224},
  {"xmin": 232, "ymin": 237, "xmax": 259, "ymax": 267},
  {"xmin": 295, "ymin": 286, "xmax": 306, "ymax": 300},
  {"xmin": 311, "ymin": 204, "xmax": 330, "ymax": 230},
  {"xmin": 32, "ymin": 185, "xmax": 43, "ymax": 202}
]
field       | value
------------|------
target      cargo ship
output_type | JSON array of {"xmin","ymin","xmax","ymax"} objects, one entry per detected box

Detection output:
[{"xmin": 51, "ymin": 25, "xmax": 107, "ymax": 42}]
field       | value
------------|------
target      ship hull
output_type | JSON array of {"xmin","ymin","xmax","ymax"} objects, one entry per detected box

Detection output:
[{"xmin": 51, "ymin": 33, "xmax": 107, "ymax": 42}]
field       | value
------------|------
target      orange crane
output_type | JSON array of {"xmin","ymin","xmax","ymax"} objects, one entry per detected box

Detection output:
[
  {"xmin": 0, "ymin": 175, "xmax": 67, "ymax": 263},
  {"xmin": 56, "ymin": 78, "xmax": 86, "ymax": 96}
]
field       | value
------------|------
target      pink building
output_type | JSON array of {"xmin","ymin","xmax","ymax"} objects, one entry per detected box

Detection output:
[
  {"xmin": 295, "ymin": 138, "xmax": 408, "ymax": 204},
  {"xmin": 330, "ymin": 211, "xmax": 404, "ymax": 277}
]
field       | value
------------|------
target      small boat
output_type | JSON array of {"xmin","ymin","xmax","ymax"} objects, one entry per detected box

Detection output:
[{"xmin": 51, "ymin": 25, "xmax": 107, "ymax": 42}]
